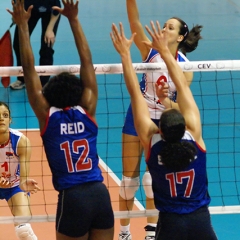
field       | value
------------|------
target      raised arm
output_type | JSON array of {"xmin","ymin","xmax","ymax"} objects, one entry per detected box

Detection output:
[
  {"xmin": 53, "ymin": 0, "xmax": 97, "ymax": 117},
  {"xmin": 110, "ymin": 23, "xmax": 158, "ymax": 152},
  {"xmin": 126, "ymin": 0, "xmax": 150, "ymax": 60},
  {"xmin": 144, "ymin": 21, "xmax": 204, "ymax": 147},
  {"xmin": 7, "ymin": 0, "xmax": 49, "ymax": 128}
]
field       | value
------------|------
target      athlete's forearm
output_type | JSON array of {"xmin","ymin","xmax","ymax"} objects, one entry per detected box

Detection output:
[{"xmin": 46, "ymin": 13, "xmax": 60, "ymax": 32}]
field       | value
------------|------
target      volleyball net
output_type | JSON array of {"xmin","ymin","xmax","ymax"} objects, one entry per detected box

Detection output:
[{"xmin": 0, "ymin": 60, "xmax": 240, "ymax": 223}]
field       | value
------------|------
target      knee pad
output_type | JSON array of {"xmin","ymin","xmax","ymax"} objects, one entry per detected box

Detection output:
[
  {"xmin": 119, "ymin": 175, "xmax": 140, "ymax": 200},
  {"xmin": 15, "ymin": 223, "xmax": 38, "ymax": 240},
  {"xmin": 142, "ymin": 171, "xmax": 154, "ymax": 199}
]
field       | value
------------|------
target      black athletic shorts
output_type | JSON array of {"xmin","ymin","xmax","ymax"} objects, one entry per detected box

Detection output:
[
  {"xmin": 155, "ymin": 206, "xmax": 218, "ymax": 240},
  {"xmin": 56, "ymin": 181, "xmax": 114, "ymax": 237}
]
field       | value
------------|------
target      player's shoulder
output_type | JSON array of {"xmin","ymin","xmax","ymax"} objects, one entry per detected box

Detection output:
[
  {"xmin": 10, "ymin": 129, "xmax": 29, "ymax": 141},
  {"xmin": 9, "ymin": 128, "xmax": 23, "ymax": 137},
  {"xmin": 177, "ymin": 51, "xmax": 189, "ymax": 62},
  {"xmin": 9, "ymin": 129, "xmax": 30, "ymax": 150}
]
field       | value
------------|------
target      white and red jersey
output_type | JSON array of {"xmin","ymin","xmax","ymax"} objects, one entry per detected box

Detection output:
[
  {"xmin": 140, "ymin": 48, "xmax": 189, "ymax": 119},
  {"xmin": 0, "ymin": 129, "xmax": 22, "ymax": 188}
]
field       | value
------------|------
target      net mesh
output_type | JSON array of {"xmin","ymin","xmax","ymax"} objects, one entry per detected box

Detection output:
[{"xmin": 0, "ymin": 61, "xmax": 240, "ymax": 223}]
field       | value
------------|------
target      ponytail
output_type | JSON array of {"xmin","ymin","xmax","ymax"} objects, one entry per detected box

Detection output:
[{"xmin": 180, "ymin": 24, "xmax": 203, "ymax": 55}]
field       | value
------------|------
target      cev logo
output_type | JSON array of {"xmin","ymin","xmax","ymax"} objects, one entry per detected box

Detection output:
[{"xmin": 198, "ymin": 64, "xmax": 211, "ymax": 69}]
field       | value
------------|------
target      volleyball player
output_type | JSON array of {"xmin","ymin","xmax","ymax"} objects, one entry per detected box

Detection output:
[
  {"xmin": 118, "ymin": 1, "xmax": 203, "ymax": 239},
  {"xmin": 7, "ymin": 0, "xmax": 114, "ymax": 239},
  {"xmin": 0, "ymin": 101, "xmax": 40, "ymax": 240},
  {"xmin": 110, "ymin": 21, "xmax": 218, "ymax": 240}
]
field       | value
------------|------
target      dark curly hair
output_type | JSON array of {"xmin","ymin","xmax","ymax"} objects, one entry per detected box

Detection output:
[
  {"xmin": 42, "ymin": 72, "xmax": 83, "ymax": 108},
  {"xmin": 171, "ymin": 17, "xmax": 203, "ymax": 56},
  {"xmin": 159, "ymin": 109, "xmax": 197, "ymax": 171}
]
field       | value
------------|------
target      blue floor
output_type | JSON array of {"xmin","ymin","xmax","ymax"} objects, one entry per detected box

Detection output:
[{"xmin": 1, "ymin": 1, "xmax": 240, "ymax": 239}]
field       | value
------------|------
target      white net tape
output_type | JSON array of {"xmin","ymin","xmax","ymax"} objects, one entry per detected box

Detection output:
[{"xmin": 1, "ymin": 60, "xmax": 240, "ymax": 77}]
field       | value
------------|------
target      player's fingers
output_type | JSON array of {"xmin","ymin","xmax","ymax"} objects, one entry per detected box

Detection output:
[
  {"xmin": 130, "ymin": 32, "xmax": 136, "ymax": 43},
  {"xmin": 156, "ymin": 21, "xmax": 162, "ymax": 34},
  {"xmin": 150, "ymin": 21, "xmax": 158, "ymax": 35},
  {"xmin": 111, "ymin": 24, "xmax": 116, "ymax": 40},
  {"xmin": 145, "ymin": 25, "xmax": 153, "ymax": 38},
  {"xmin": 35, "ymin": 184, "xmax": 41, "ymax": 190},
  {"xmin": 112, "ymin": 23, "xmax": 121, "ymax": 41},
  {"xmin": 6, "ymin": 9, "xmax": 13, "ymax": 16},
  {"xmin": 119, "ymin": 22, "xmax": 125, "ymax": 38}
]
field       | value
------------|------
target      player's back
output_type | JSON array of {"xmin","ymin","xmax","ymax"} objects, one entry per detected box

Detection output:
[
  {"xmin": 41, "ymin": 106, "xmax": 103, "ymax": 191},
  {"xmin": 147, "ymin": 131, "xmax": 211, "ymax": 214}
]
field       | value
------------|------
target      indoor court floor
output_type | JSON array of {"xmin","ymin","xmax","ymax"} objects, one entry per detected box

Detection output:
[{"xmin": 0, "ymin": 0, "xmax": 240, "ymax": 239}]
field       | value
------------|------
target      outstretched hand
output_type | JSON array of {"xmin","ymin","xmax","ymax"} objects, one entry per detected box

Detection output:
[
  {"xmin": 20, "ymin": 179, "xmax": 40, "ymax": 195},
  {"xmin": 143, "ymin": 21, "xmax": 169, "ymax": 55},
  {"xmin": 110, "ymin": 23, "xmax": 136, "ymax": 56},
  {"xmin": 6, "ymin": 0, "xmax": 33, "ymax": 26},
  {"xmin": 52, "ymin": 0, "xmax": 79, "ymax": 20}
]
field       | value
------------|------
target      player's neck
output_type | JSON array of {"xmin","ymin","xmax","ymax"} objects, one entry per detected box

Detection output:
[
  {"xmin": 0, "ymin": 132, "xmax": 9, "ymax": 147},
  {"xmin": 168, "ymin": 44, "xmax": 178, "ymax": 59}
]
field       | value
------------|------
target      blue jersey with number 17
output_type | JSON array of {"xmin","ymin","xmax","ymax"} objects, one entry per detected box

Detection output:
[
  {"xmin": 41, "ymin": 106, "xmax": 103, "ymax": 191},
  {"xmin": 146, "ymin": 131, "xmax": 211, "ymax": 214}
]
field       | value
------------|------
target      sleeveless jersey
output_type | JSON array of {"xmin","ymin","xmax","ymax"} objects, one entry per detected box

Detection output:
[
  {"xmin": 41, "ymin": 106, "xmax": 103, "ymax": 191},
  {"xmin": 0, "ymin": 128, "xmax": 22, "ymax": 188},
  {"xmin": 146, "ymin": 131, "xmax": 211, "ymax": 214},
  {"xmin": 140, "ymin": 48, "xmax": 189, "ymax": 119}
]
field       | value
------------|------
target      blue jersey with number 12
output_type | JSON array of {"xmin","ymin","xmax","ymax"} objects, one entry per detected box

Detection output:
[{"xmin": 41, "ymin": 106, "xmax": 103, "ymax": 191}]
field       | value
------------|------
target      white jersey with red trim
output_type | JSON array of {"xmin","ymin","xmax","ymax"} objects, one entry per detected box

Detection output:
[
  {"xmin": 0, "ymin": 128, "xmax": 22, "ymax": 188},
  {"xmin": 140, "ymin": 48, "xmax": 189, "ymax": 119}
]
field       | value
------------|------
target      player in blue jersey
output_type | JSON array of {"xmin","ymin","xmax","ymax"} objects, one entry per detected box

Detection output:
[
  {"xmin": 0, "ymin": 101, "xmax": 40, "ymax": 240},
  {"xmin": 119, "ymin": 1, "xmax": 203, "ymax": 240},
  {"xmin": 110, "ymin": 21, "xmax": 217, "ymax": 240},
  {"xmin": 7, "ymin": 0, "xmax": 114, "ymax": 239}
]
